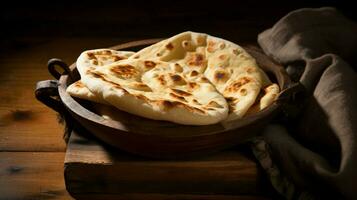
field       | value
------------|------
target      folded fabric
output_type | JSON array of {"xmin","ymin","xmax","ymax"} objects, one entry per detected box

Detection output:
[{"xmin": 254, "ymin": 7, "xmax": 357, "ymax": 199}]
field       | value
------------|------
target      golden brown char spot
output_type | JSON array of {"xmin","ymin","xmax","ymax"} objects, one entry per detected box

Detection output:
[
  {"xmin": 224, "ymin": 77, "xmax": 253, "ymax": 93},
  {"xmin": 188, "ymin": 82, "xmax": 198, "ymax": 89},
  {"xmin": 207, "ymin": 41, "xmax": 216, "ymax": 53},
  {"xmin": 232, "ymin": 49, "xmax": 241, "ymax": 55},
  {"xmin": 91, "ymin": 60, "xmax": 98, "ymax": 65},
  {"xmin": 188, "ymin": 53, "xmax": 205, "ymax": 67},
  {"xmin": 87, "ymin": 52, "xmax": 96, "ymax": 60},
  {"xmin": 113, "ymin": 55, "xmax": 125, "ymax": 61},
  {"xmin": 207, "ymin": 101, "xmax": 224, "ymax": 108},
  {"xmin": 134, "ymin": 55, "xmax": 140, "ymax": 59},
  {"xmin": 219, "ymin": 54, "xmax": 226, "ymax": 60},
  {"xmin": 74, "ymin": 81, "xmax": 85, "ymax": 88},
  {"xmin": 102, "ymin": 50, "xmax": 112, "ymax": 55},
  {"xmin": 110, "ymin": 64, "xmax": 138, "ymax": 79},
  {"xmin": 240, "ymin": 88, "xmax": 248, "ymax": 96},
  {"xmin": 200, "ymin": 77, "xmax": 209, "ymax": 82},
  {"xmin": 136, "ymin": 94, "xmax": 151, "ymax": 102},
  {"xmin": 214, "ymin": 70, "xmax": 229, "ymax": 83},
  {"xmin": 87, "ymin": 70, "xmax": 128, "ymax": 94},
  {"xmin": 162, "ymin": 100, "xmax": 174, "ymax": 108},
  {"xmin": 190, "ymin": 70, "xmax": 199, "ymax": 77},
  {"xmin": 208, "ymin": 41, "xmax": 216, "ymax": 47},
  {"xmin": 132, "ymin": 83, "xmax": 152, "ymax": 92},
  {"xmin": 87, "ymin": 70, "xmax": 105, "ymax": 78},
  {"xmin": 165, "ymin": 43, "xmax": 174, "ymax": 50},
  {"xmin": 170, "ymin": 74, "xmax": 182, "ymax": 81},
  {"xmin": 144, "ymin": 60, "xmax": 156, "ymax": 69},
  {"xmin": 169, "ymin": 93, "xmax": 187, "ymax": 102},
  {"xmin": 161, "ymin": 100, "xmax": 205, "ymax": 114},
  {"xmin": 171, "ymin": 89, "xmax": 192, "ymax": 96},
  {"xmin": 157, "ymin": 75, "xmax": 167, "ymax": 86},
  {"xmin": 174, "ymin": 63, "xmax": 183, "ymax": 73},
  {"xmin": 156, "ymin": 52, "xmax": 162, "ymax": 57},
  {"xmin": 246, "ymin": 67, "xmax": 256, "ymax": 74},
  {"xmin": 192, "ymin": 99, "xmax": 200, "ymax": 105},
  {"xmin": 196, "ymin": 35, "xmax": 206, "ymax": 45},
  {"xmin": 170, "ymin": 74, "xmax": 187, "ymax": 85},
  {"xmin": 219, "ymin": 43, "xmax": 226, "ymax": 49}
]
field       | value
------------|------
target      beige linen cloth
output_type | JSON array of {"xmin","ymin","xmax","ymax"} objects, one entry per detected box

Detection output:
[{"xmin": 253, "ymin": 7, "xmax": 357, "ymax": 199}]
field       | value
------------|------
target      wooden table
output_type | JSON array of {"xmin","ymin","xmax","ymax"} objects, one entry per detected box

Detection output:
[{"xmin": 0, "ymin": 37, "xmax": 276, "ymax": 200}]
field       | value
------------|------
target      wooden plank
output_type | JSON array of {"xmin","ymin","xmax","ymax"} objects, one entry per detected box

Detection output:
[
  {"xmin": 65, "ymin": 131, "xmax": 267, "ymax": 197},
  {"xmin": 0, "ymin": 152, "xmax": 73, "ymax": 200}
]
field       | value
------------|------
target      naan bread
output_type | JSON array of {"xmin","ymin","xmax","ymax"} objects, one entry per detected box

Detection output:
[
  {"xmin": 72, "ymin": 31, "xmax": 279, "ymax": 125},
  {"xmin": 203, "ymin": 35, "xmax": 272, "ymax": 120},
  {"xmin": 67, "ymin": 80, "xmax": 108, "ymax": 104},
  {"xmin": 245, "ymin": 83, "xmax": 280, "ymax": 115},
  {"xmin": 67, "ymin": 49, "xmax": 134, "ymax": 104},
  {"xmin": 76, "ymin": 49, "xmax": 135, "ymax": 75},
  {"xmin": 129, "ymin": 31, "xmax": 273, "ymax": 121},
  {"xmin": 81, "ymin": 59, "xmax": 228, "ymax": 125}
]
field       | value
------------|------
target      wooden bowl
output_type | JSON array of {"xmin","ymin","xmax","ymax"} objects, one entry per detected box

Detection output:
[{"xmin": 35, "ymin": 39, "xmax": 297, "ymax": 158}]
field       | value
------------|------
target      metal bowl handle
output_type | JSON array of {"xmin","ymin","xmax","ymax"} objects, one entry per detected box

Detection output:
[
  {"xmin": 35, "ymin": 58, "xmax": 72, "ymax": 113},
  {"xmin": 35, "ymin": 80, "xmax": 64, "ymax": 113},
  {"xmin": 48, "ymin": 58, "xmax": 74, "ymax": 81}
]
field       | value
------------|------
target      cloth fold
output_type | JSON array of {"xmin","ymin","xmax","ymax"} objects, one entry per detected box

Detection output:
[{"xmin": 254, "ymin": 7, "xmax": 357, "ymax": 200}]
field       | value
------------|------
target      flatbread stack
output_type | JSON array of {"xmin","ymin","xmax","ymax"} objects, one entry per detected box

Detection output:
[{"xmin": 67, "ymin": 31, "xmax": 279, "ymax": 125}]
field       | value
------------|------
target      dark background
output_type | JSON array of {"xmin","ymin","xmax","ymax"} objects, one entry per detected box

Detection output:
[{"xmin": 1, "ymin": 0, "xmax": 355, "ymax": 52}]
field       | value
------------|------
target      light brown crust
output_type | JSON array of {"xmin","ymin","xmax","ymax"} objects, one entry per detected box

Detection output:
[
  {"xmin": 86, "ymin": 70, "xmax": 129, "ymax": 94},
  {"xmin": 157, "ymin": 75, "xmax": 167, "ymax": 86},
  {"xmin": 113, "ymin": 55, "xmax": 126, "ymax": 61},
  {"xmin": 187, "ymin": 53, "xmax": 205, "ymax": 67},
  {"xmin": 165, "ymin": 43, "xmax": 174, "ymax": 50},
  {"xmin": 224, "ymin": 77, "xmax": 254, "ymax": 94},
  {"xmin": 144, "ymin": 60, "xmax": 157, "ymax": 69},
  {"xmin": 188, "ymin": 82, "xmax": 199, "ymax": 89},
  {"xmin": 170, "ymin": 74, "xmax": 187, "ymax": 85},
  {"xmin": 174, "ymin": 63, "xmax": 183, "ymax": 73},
  {"xmin": 207, "ymin": 40, "xmax": 216, "ymax": 53},
  {"xmin": 214, "ymin": 70, "xmax": 229, "ymax": 83},
  {"xmin": 160, "ymin": 100, "xmax": 206, "ymax": 114},
  {"xmin": 110, "ymin": 64, "xmax": 138, "ymax": 79},
  {"xmin": 245, "ymin": 66, "xmax": 257, "ymax": 74},
  {"xmin": 190, "ymin": 70, "xmax": 199, "ymax": 77}
]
